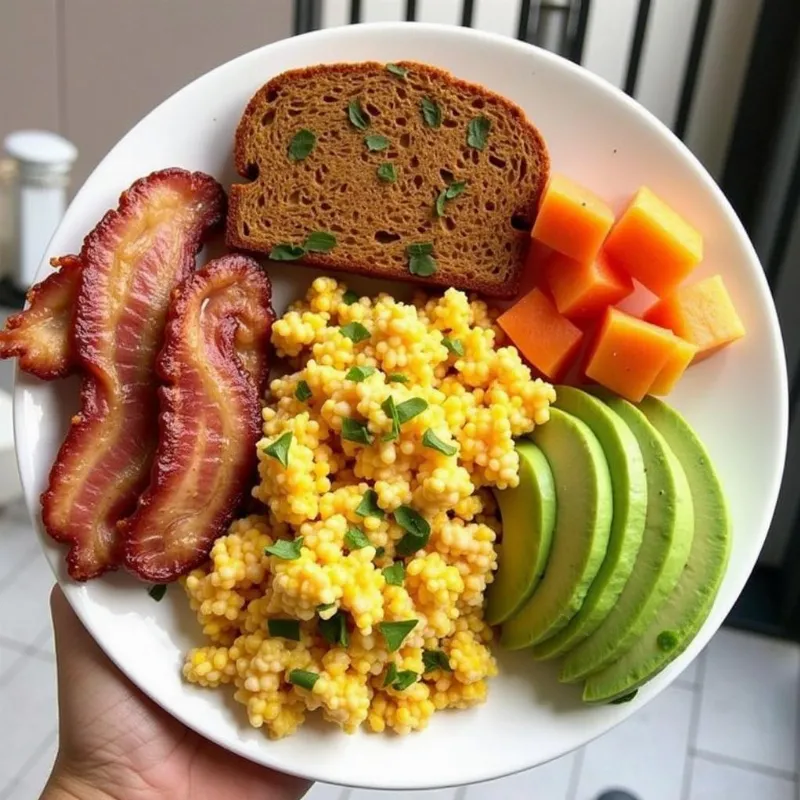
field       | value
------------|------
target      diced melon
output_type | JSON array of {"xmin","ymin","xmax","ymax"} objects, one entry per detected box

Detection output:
[
  {"xmin": 584, "ymin": 308, "xmax": 678, "ymax": 402},
  {"xmin": 604, "ymin": 186, "xmax": 703, "ymax": 297},
  {"xmin": 531, "ymin": 174, "xmax": 615, "ymax": 264},
  {"xmin": 643, "ymin": 275, "xmax": 745, "ymax": 362},
  {"xmin": 650, "ymin": 336, "xmax": 698, "ymax": 395},
  {"xmin": 498, "ymin": 286, "xmax": 583, "ymax": 380},
  {"xmin": 545, "ymin": 249, "xmax": 634, "ymax": 320}
]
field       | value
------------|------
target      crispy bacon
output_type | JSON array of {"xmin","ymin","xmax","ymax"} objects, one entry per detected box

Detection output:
[
  {"xmin": 0, "ymin": 255, "xmax": 81, "ymax": 379},
  {"xmin": 42, "ymin": 169, "xmax": 226, "ymax": 581},
  {"xmin": 122, "ymin": 254, "xmax": 273, "ymax": 582}
]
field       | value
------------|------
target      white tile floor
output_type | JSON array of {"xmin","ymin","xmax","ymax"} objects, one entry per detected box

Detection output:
[{"xmin": 0, "ymin": 503, "xmax": 798, "ymax": 800}]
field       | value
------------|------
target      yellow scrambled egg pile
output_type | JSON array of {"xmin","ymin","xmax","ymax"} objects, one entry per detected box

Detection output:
[{"xmin": 182, "ymin": 277, "xmax": 554, "ymax": 738}]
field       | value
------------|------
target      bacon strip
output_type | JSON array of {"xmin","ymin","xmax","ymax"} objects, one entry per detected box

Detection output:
[
  {"xmin": 0, "ymin": 255, "xmax": 81, "ymax": 379},
  {"xmin": 122, "ymin": 254, "xmax": 273, "ymax": 582},
  {"xmin": 42, "ymin": 169, "xmax": 226, "ymax": 581}
]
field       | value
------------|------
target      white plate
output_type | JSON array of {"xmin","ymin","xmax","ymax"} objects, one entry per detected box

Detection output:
[{"xmin": 13, "ymin": 22, "xmax": 787, "ymax": 792}]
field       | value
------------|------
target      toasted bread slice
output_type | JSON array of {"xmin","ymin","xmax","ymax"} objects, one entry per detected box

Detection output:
[{"xmin": 227, "ymin": 61, "xmax": 549, "ymax": 298}]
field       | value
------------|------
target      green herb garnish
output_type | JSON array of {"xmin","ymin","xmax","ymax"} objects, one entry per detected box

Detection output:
[
  {"xmin": 386, "ymin": 63, "xmax": 409, "ymax": 78},
  {"xmin": 269, "ymin": 244, "xmax": 305, "ymax": 261},
  {"xmin": 348, "ymin": 98, "xmax": 370, "ymax": 130},
  {"xmin": 392, "ymin": 670, "xmax": 418, "ymax": 691},
  {"xmin": 339, "ymin": 321, "xmax": 371, "ymax": 343},
  {"xmin": 265, "ymin": 537, "xmax": 304, "ymax": 560},
  {"xmin": 381, "ymin": 395, "xmax": 401, "ymax": 442},
  {"xmin": 319, "ymin": 611, "xmax": 349, "ymax": 647},
  {"xmin": 382, "ymin": 562, "xmax": 405, "ymax": 586},
  {"xmin": 383, "ymin": 662, "xmax": 399, "ymax": 687},
  {"xmin": 407, "ymin": 242, "xmax": 437, "ymax": 277},
  {"xmin": 288, "ymin": 129, "xmax": 316, "ymax": 161},
  {"xmin": 341, "ymin": 417, "xmax": 374, "ymax": 445},
  {"xmin": 304, "ymin": 231, "xmax": 337, "ymax": 253},
  {"xmin": 345, "ymin": 365, "xmax": 377, "ymax": 383},
  {"xmin": 263, "ymin": 431, "xmax": 292, "ymax": 467},
  {"xmin": 442, "ymin": 337, "xmax": 465, "ymax": 357},
  {"xmin": 317, "ymin": 602, "xmax": 336, "ymax": 614},
  {"xmin": 445, "ymin": 181, "xmax": 466, "ymax": 199},
  {"xmin": 375, "ymin": 546, "xmax": 386, "ymax": 558},
  {"xmin": 421, "ymin": 97, "xmax": 442, "ymax": 128},
  {"xmin": 422, "ymin": 649, "xmax": 452, "ymax": 673},
  {"xmin": 288, "ymin": 669, "xmax": 320, "ymax": 691},
  {"xmin": 396, "ymin": 398, "xmax": 428, "ymax": 424},
  {"xmin": 394, "ymin": 506, "xmax": 431, "ymax": 555},
  {"xmin": 422, "ymin": 429, "xmax": 458, "ymax": 456},
  {"xmin": 295, "ymin": 380, "xmax": 312, "ymax": 402},
  {"xmin": 387, "ymin": 373, "xmax": 408, "ymax": 383},
  {"xmin": 342, "ymin": 289, "xmax": 360, "ymax": 305},
  {"xmin": 365, "ymin": 134, "xmax": 389, "ymax": 152},
  {"xmin": 148, "ymin": 584, "xmax": 167, "ymax": 602},
  {"xmin": 378, "ymin": 619, "xmax": 418, "ymax": 653},
  {"xmin": 377, "ymin": 162, "xmax": 397, "ymax": 183},
  {"xmin": 356, "ymin": 489, "xmax": 385, "ymax": 519},
  {"xmin": 344, "ymin": 526, "xmax": 371, "ymax": 551},
  {"xmin": 467, "ymin": 116, "xmax": 491, "ymax": 150},
  {"xmin": 268, "ymin": 619, "xmax": 301, "ymax": 641}
]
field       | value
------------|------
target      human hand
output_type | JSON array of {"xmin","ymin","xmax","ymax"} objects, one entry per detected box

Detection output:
[{"xmin": 43, "ymin": 585, "xmax": 311, "ymax": 800}]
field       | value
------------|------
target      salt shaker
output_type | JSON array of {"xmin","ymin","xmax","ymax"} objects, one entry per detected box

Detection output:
[{"xmin": 3, "ymin": 130, "xmax": 78, "ymax": 291}]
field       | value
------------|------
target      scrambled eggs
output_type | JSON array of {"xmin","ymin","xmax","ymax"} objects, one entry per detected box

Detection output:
[{"xmin": 182, "ymin": 277, "xmax": 554, "ymax": 738}]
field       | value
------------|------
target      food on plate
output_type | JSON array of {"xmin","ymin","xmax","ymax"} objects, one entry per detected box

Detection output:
[
  {"xmin": 0, "ymin": 254, "xmax": 81, "ymax": 379},
  {"xmin": 497, "ymin": 286, "xmax": 583, "ymax": 380},
  {"xmin": 561, "ymin": 391, "xmax": 694, "ymax": 682},
  {"xmin": 122, "ymin": 255, "xmax": 274, "ymax": 582},
  {"xmin": 649, "ymin": 335, "xmax": 698, "ymax": 395},
  {"xmin": 544, "ymin": 250, "xmax": 634, "ymax": 321},
  {"xmin": 644, "ymin": 274, "xmax": 746, "ymax": 362},
  {"xmin": 530, "ymin": 173, "xmax": 615, "ymax": 264},
  {"xmin": 582, "ymin": 397, "xmax": 731, "ymax": 703},
  {"xmin": 42, "ymin": 169, "xmax": 226, "ymax": 580},
  {"xmin": 502, "ymin": 408, "xmax": 612, "ymax": 649},
  {"xmin": 227, "ymin": 61, "xmax": 550, "ymax": 298},
  {"xmin": 485, "ymin": 440, "xmax": 555, "ymax": 626},
  {"xmin": 603, "ymin": 185, "xmax": 703, "ymax": 298},
  {"xmin": 531, "ymin": 387, "xmax": 647, "ymax": 660},
  {"xmin": 583, "ymin": 308, "xmax": 689, "ymax": 403},
  {"xmin": 180, "ymin": 276, "xmax": 555, "ymax": 737}
]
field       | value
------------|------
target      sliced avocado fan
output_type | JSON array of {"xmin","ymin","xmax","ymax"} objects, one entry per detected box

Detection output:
[
  {"xmin": 502, "ymin": 407, "xmax": 612, "ymax": 649},
  {"xmin": 486, "ymin": 440, "xmax": 556, "ymax": 625},
  {"xmin": 531, "ymin": 387, "xmax": 647, "ymax": 660},
  {"xmin": 561, "ymin": 392, "xmax": 694, "ymax": 683},
  {"xmin": 582, "ymin": 396, "xmax": 731, "ymax": 704}
]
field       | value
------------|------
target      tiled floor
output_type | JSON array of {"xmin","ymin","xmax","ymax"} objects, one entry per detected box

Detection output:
[{"xmin": 0, "ymin": 503, "xmax": 798, "ymax": 800}]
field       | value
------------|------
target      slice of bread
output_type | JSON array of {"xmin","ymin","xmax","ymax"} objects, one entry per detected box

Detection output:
[{"xmin": 227, "ymin": 61, "xmax": 550, "ymax": 298}]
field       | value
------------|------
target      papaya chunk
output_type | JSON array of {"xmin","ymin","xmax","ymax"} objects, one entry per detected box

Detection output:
[
  {"xmin": 603, "ymin": 186, "xmax": 703, "ymax": 297},
  {"xmin": 531, "ymin": 174, "xmax": 615, "ymax": 264},
  {"xmin": 585, "ymin": 308, "xmax": 679, "ymax": 402},
  {"xmin": 644, "ymin": 275, "xmax": 745, "ymax": 362},
  {"xmin": 498, "ymin": 286, "xmax": 583, "ymax": 380}
]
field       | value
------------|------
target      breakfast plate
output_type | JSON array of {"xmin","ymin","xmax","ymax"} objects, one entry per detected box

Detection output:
[{"xmin": 12, "ymin": 22, "xmax": 787, "ymax": 791}]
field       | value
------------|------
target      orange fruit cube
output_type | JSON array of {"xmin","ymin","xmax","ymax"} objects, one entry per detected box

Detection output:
[
  {"xmin": 498, "ymin": 286, "xmax": 583, "ymax": 380},
  {"xmin": 643, "ymin": 275, "xmax": 745, "ymax": 362},
  {"xmin": 604, "ymin": 186, "xmax": 703, "ymax": 297},
  {"xmin": 531, "ymin": 174, "xmax": 615, "ymax": 264}
]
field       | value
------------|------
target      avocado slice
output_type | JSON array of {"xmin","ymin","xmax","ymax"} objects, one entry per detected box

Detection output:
[
  {"xmin": 531, "ymin": 387, "xmax": 647, "ymax": 659},
  {"xmin": 560, "ymin": 392, "xmax": 694, "ymax": 683},
  {"xmin": 582, "ymin": 396, "xmax": 731, "ymax": 703},
  {"xmin": 486, "ymin": 441, "xmax": 556, "ymax": 625},
  {"xmin": 501, "ymin": 407, "xmax": 612, "ymax": 649}
]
